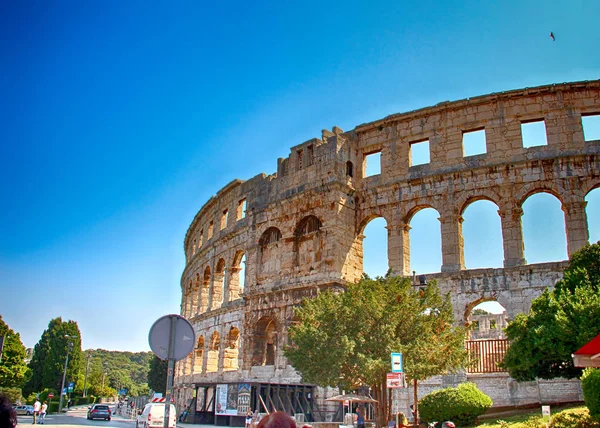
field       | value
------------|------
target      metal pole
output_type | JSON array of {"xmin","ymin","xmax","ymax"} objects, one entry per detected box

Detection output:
[
  {"xmin": 83, "ymin": 353, "xmax": 91, "ymax": 397},
  {"xmin": 58, "ymin": 342, "xmax": 73, "ymax": 413},
  {"xmin": 164, "ymin": 315, "xmax": 177, "ymax": 428}
]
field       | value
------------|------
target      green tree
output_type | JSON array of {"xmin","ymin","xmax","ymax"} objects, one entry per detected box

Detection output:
[
  {"xmin": 502, "ymin": 242, "xmax": 600, "ymax": 381},
  {"xmin": 284, "ymin": 274, "xmax": 467, "ymax": 426},
  {"xmin": 147, "ymin": 356, "xmax": 167, "ymax": 395},
  {"xmin": 0, "ymin": 316, "xmax": 31, "ymax": 388},
  {"xmin": 24, "ymin": 318, "xmax": 83, "ymax": 395}
]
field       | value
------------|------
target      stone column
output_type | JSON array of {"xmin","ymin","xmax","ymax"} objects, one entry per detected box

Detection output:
[
  {"xmin": 498, "ymin": 206, "xmax": 527, "ymax": 267},
  {"xmin": 387, "ymin": 223, "xmax": 411, "ymax": 276},
  {"xmin": 439, "ymin": 213, "xmax": 465, "ymax": 272},
  {"xmin": 563, "ymin": 200, "xmax": 589, "ymax": 256},
  {"xmin": 200, "ymin": 278, "xmax": 210, "ymax": 313},
  {"xmin": 227, "ymin": 267, "xmax": 242, "ymax": 301},
  {"xmin": 211, "ymin": 271, "xmax": 225, "ymax": 309}
]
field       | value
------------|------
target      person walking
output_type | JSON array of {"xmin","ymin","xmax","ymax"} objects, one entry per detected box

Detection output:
[
  {"xmin": 38, "ymin": 401, "xmax": 48, "ymax": 424},
  {"xmin": 245, "ymin": 409, "xmax": 254, "ymax": 428},
  {"xmin": 32, "ymin": 398, "xmax": 41, "ymax": 424},
  {"xmin": 356, "ymin": 406, "xmax": 365, "ymax": 428}
]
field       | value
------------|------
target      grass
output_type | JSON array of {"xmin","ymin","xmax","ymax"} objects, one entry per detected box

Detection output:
[{"xmin": 467, "ymin": 404, "xmax": 587, "ymax": 428}]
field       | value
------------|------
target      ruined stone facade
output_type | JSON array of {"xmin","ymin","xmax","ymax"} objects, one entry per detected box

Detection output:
[{"xmin": 174, "ymin": 80, "xmax": 600, "ymax": 420}]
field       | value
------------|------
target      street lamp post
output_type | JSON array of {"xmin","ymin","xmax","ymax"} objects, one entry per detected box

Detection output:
[
  {"xmin": 83, "ymin": 353, "xmax": 92, "ymax": 397},
  {"xmin": 58, "ymin": 337, "xmax": 74, "ymax": 413}
]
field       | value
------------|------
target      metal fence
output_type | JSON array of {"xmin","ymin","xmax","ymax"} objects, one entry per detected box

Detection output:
[{"xmin": 465, "ymin": 339, "xmax": 509, "ymax": 373}]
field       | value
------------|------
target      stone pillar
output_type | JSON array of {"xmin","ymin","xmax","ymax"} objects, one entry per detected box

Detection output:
[
  {"xmin": 439, "ymin": 213, "xmax": 465, "ymax": 272},
  {"xmin": 498, "ymin": 206, "xmax": 527, "ymax": 267},
  {"xmin": 228, "ymin": 267, "xmax": 242, "ymax": 301},
  {"xmin": 387, "ymin": 223, "xmax": 411, "ymax": 276},
  {"xmin": 563, "ymin": 200, "xmax": 589, "ymax": 256},
  {"xmin": 211, "ymin": 272, "xmax": 225, "ymax": 309},
  {"xmin": 200, "ymin": 279, "xmax": 210, "ymax": 313}
]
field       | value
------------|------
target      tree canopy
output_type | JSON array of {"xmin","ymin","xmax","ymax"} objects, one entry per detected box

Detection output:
[
  {"xmin": 502, "ymin": 241, "xmax": 600, "ymax": 381},
  {"xmin": 284, "ymin": 274, "xmax": 467, "ymax": 425},
  {"xmin": 24, "ymin": 317, "xmax": 83, "ymax": 395},
  {"xmin": 148, "ymin": 356, "xmax": 167, "ymax": 394},
  {"xmin": 0, "ymin": 316, "xmax": 30, "ymax": 388}
]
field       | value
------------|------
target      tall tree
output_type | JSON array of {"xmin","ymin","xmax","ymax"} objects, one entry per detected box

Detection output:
[
  {"xmin": 0, "ymin": 316, "xmax": 30, "ymax": 388},
  {"xmin": 284, "ymin": 275, "xmax": 467, "ymax": 426},
  {"xmin": 502, "ymin": 242, "xmax": 600, "ymax": 381},
  {"xmin": 148, "ymin": 356, "xmax": 167, "ymax": 394},
  {"xmin": 24, "ymin": 318, "xmax": 83, "ymax": 394}
]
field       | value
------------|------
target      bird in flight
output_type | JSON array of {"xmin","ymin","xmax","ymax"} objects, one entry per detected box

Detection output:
[{"xmin": 550, "ymin": 32, "xmax": 555, "ymax": 41}]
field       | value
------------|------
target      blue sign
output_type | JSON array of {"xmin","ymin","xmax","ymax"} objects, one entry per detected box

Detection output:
[
  {"xmin": 62, "ymin": 388, "xmax": 67, "ymax": 395},
  {"xmin": 391, "ymin": 352, "xmax": 403, "ymax": 373},
  {"xmin": 68, "ymin": 382, "xmax": 74, "ymax": 392}
]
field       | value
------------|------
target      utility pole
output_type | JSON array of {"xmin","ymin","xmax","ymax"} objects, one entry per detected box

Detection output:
[
  {"xmin": 83, "ymin": 353, "xmax": 92, "ymax": 397},
  {"xmin": 58, "ymin": 337, "xmax": 73, "ymax": 413}
]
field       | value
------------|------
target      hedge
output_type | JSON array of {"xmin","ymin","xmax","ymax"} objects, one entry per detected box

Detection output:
[
  {"xmin": 419, "ymin": 382, "xmax": 493, "ymax": 426},
  {"xmin": 582, "ymin": 368, "xmax": 600, "ymax": 420}
]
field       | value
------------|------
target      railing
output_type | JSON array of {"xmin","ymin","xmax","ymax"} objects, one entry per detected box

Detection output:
[{"xmin": 465, "ymin": 339, "xmax": 509, "ymax": 373}]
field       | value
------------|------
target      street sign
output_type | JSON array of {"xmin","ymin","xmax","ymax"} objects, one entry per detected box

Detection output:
[
  {"xmin": 391, "ymin": 352, "xmax": 403, "ymax": 373},
  {"xmin": 149, "ymin": 314, "xmax": 195, "ymax": 361},
  {"xmin": 68, "ymin": 382, "xmax": 74, "ymax": 392},
  {"xmin": 62, "ymin": 388, "xmax": 67, "ymax": 395},
  {"xmin": 386, "ymin": 372, "xmax": 404, "ymax": 388},
  {"xmin": 48, "ymin": 393, "xmax": 54, "ymax": 399}
]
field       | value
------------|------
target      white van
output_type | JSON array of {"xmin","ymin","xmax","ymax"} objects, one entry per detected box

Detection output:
[{"xmin": 135, "ymin": 403, "xmax": 177, "ymax": 428}]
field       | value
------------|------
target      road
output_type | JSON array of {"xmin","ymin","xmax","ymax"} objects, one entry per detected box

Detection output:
[{"xmin": 16, "ymin": 405, "xmax": 135, "ymax": 428}]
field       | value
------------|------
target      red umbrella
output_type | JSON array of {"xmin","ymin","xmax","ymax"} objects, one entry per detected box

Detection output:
[{"xmin": 572, "ymin": 334, "xmax": 600, "ymax": 368}]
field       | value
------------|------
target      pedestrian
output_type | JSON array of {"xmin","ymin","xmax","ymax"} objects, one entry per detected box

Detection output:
[
  {"xmin": 38, "ymin": 401, "xmax": 48, "ymax": 424},
  {"xmin": 179, "ymin": 405, "xmax": 190, "ymax": 422},
  {"xmin": 409, "ymin": 404, "xmax": 418, "ymax": 424},
  {"xmin": 0, "ymin": 394, "xmax": 18, "ymax": 428},
  {"xmin": 252, "ymin": 409, "xmax": 262, "ymax": 427},
  {"xmin": 355, "ymin": 406, "xmax": 365, "ymax": 428},
  {"xmin": 245, "ymin": 409, "xmax": 254, "ymax": 428},
  {"xmin": 32, "ymin": 398, "xmax": 41, "ymax": 424},
  {"xmin": 67, "ymin": 398, "xmax": 72, "ymax": 409}
]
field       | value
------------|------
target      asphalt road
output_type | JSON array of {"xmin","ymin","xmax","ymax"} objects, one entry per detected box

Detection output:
[{"xmin": 17, "ymin": 405, "xmax": 136, "ymax": 428}]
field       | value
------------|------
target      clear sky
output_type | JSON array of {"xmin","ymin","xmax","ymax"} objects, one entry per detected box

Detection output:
[{"xmin": 1, "ymin": 0, "xmax": 599, "ymax": 352}]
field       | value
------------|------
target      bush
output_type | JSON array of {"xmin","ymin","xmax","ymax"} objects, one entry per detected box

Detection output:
[
  {"xmin": 419, "ymin": 382, "xmax": 493, "ymax": 426},
  {"xmin": 549, "ymin": 408, "xmax": 600, "ymax": 428},
  {"xmin": 582, "ymin": 368, "xmax": 600, "ymax": 420}
]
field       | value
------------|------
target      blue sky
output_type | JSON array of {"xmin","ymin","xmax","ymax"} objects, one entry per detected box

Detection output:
[{"xmin": 1, "ymin": 0, "xmax": 599, "ymax": 352}]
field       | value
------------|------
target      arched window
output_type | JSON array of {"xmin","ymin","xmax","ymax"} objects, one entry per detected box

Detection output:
[
  {"xmin": 214, "ymin": 258, "xmax": 226, "ymax": 307},
  {"xmin": 362, "ymin": 217, "xmax": 388, "ymax": 277},
  {"xmin": 229, "ymin": 251, "xmax": 246, "ymax": 300},
  {"xmin": 522, "ymin": 192, "xmax": 567, "ymax": 263},
  {"xmin": 295, "ymin": 215, "xmax": 322, "ymax": 236},
  {"xmin": 259, "ymin": 227, "xmax": 282, "ymax": 246},
  {"xmin": 259, "ymin": 227, "xmax": 283, "ymax": 275},
  {"xmin": 408, "ymin": 207, "xmax": 442, "ymax": 274},
  {"xmin": 251, "ymin": 317, "xmax": 277, "ymax": 366},
  {"xmin": 462, "ymin": 200, "xmax": 503, "ymax": 269}
]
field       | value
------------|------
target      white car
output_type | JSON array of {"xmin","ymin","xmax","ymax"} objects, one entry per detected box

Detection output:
[{"xmin": 135, "ymin": 403, "xmax": 177, "ymax": 428}]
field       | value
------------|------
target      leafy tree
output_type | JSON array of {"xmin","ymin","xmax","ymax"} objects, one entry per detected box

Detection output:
[
  {"xmin": 24, "ymin": 318, "xmax": 83, "ymax": 395},
  {"xmin": 502, "ymin": 242, "xmax": 600, "ymax": 381},
  {"xmin": 284, "ymin": 274, "xmax": 467, "ymax": 426},
  {"xmin": 148, "ymin": 356, "xmax": 167, "ymax": 394},
  {"xmin": 0, "ymin": 316, "xmax": 30, "ymax": 388},
  {"xmin": 471, "ymin": 309, "xmax": 491, "ymax": 316}
]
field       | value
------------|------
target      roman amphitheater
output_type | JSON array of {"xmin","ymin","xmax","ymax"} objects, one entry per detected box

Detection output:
[{"xmin": 173, "ymin": 80, "xmax": 600, "ymax": 425}]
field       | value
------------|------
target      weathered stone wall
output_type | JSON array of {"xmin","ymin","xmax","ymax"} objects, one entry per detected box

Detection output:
[{"xmin": 174, "ymin": 80, "xmax": 600, "ymax": 414}]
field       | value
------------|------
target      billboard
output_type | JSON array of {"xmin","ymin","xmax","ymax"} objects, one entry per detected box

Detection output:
[{"xmin": 215, "ymin": 384, "xmax": 252, "ymax": 416}]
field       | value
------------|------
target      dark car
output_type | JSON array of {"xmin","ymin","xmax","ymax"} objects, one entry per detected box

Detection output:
[{"xmin": 87, "ymin": 404, "xmax": 111, "ymax": 421}]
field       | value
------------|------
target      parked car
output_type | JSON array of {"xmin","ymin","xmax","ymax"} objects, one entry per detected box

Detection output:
[
  {"xmin": 14, "ymin": 405, "xmax": 35, "ymax": 415},
  {"xmin": 87, "ymin": 404, "xmax": 111, "ymax": 421},
  {"xmin": 136, "ymin": 402, "xmax": 176, "ymax": 428}
]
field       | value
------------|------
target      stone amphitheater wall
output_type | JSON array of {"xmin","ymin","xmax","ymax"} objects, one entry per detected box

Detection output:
[{"xmin": 174, "ymin": 80, "xmax": 600, "ymax": 417}]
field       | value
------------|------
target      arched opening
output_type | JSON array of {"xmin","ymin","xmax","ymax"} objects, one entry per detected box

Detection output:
[
  {"xmin": 586, "ymin": 187, "xmax": 600, "ymax": 243},
  {"xmin": 408, "ymin": 207, "xmax": 442, "ymax": 274},
  {"xmin": 346, "ymin": 161, "xmax": 354, "ymax": 177},
  {"xmin": 251, "ymin": 317, "xmax": 277, "ymax": 366},
  {"xmin": 362, "ymin": 217, "xmax": 388, "ymax": 277},
  {"xmin": 464, "ymin": 299, "xmax": 509, "ymax": 374},
  {"xmin": 522, "ymin": 192, "xmax": 568, "ymax": 263},
  {"xmin": 462, "ymin": 200, "xmax": 503, "ymax": 269},
  {"xmin": 229, "ymin": 251, "xmax": 246, "ymax": 300},
  {"xmin": 193, "ymin": 336, "xmax": 204, "ymax": 373},
  {"xmin": 259, "ymin": 227, "xmax": 283, "ymax": 274},
  {"xmin": 206, "ymin": 331, "xmax": 220, "ymax": 373},
  {"xmin": 294, "ymin": 215, "xmax": 323, "ymax": 269},
  {"xmin": 223, "ymin": 327, "xmax": 240, "ymax": 371}
]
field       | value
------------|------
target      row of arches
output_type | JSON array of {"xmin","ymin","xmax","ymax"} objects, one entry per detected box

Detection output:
[
  {"xmin": 182, "ymin": 252, "xmax": 246, "ymax": 318},
  {"xmin": 362, "ymin": 187, "xmax": 600, "ymax": 277},
  {"xmin": 177, "ymin": 317, "xmax": 280, "ymax": 377}
]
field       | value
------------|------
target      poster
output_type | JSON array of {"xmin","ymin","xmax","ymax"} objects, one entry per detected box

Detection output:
[
  {"xmin": 216, "ymin": 384, "xmax": 248, "ymax": 415},
  {"xmin": 196, "ymin": 387, "xmax": 206, "ymax": 411},
  {"xmin": 237, "ymin": 384, "xmax": 251, "ymax": 414}
]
